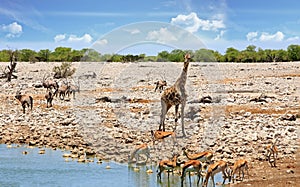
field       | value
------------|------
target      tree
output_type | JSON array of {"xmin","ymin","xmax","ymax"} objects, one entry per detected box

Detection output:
[
  {"xmin": 37, "ymin": 49, "xmax": 51, "ymax": 62},
  {"xmin": 99, "ymin": 54, "xmax": 112, "ymax": 62},
  {"xmin": 49, "ymin": 47, "xmax": 72, "ymax": 62},
  {"xmin": 19, "ymin": 49, "xmax": 37, "ymax": 62},
  {"xmin": 256, "ymin": 48, "xmax": 267, "ymax": 62},
  {"xmin": 240, "ymin": 45, "xmax": 257, "ymax": 62},
  {"xmin": 263, "ymin": 49, "xmax": 287, "ymax": 62},
  {"xmin": 194, "ymin": 48, "xmax": 216, "ymax": 62},
  {"xmin": 169, "ymin": 49, "xmax": 185, "ymax": 62},
  {"xmin": 157, "ymin": 51, "xmax": 169, "ymax": 62},
  {"xmin": 71, "ymin": 49, "xmax": 84, "ymax": 62},
  {"xmin": 1, "ymin": 50, "xmax": 18, "ymax": 81},
  {"xmin": 224, "ymin": 47, "xmax": 239, "ymax": 62},
  {"xmin": 81, "ymin": 49, "xmax": 101, "ymax": 62},
  {"xmin": 0, "ymin": 50, "xmax": 11, "ymax": 62},
  {"xmin": 138, "ymin": 54, "xmax": 146, "ymax": 61},
  {"xmin": 110, "ymin": 54, "xmax": 123, "ymax": 62},
  {"xmin": 287, "ymin": 44, "xmax": 300, "ymax": 61}
]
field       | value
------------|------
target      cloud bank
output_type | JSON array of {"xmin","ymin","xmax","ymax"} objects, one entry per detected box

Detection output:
[
  {"xmin": 1, "ymin": 22, "xmax": 23, "ymax": 38},
  {"xmin": 54, "ymin": 33, "xmax": 93, "ymax": 43},
  {"xmin": 171, "ymin": 12, "xmax": 225, "ymax": 33}
]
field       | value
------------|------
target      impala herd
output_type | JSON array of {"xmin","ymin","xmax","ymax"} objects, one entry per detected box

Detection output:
[{"xmin": 128, "ymin": 135, "xmax": 279, "ymax": 187}]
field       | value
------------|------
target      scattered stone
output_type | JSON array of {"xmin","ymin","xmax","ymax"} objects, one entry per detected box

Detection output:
[{"xmin": 279, "ymin": 114, "xmax": 296, "ymax": 121}]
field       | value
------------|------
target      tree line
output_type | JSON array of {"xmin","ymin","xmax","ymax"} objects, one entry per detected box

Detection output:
[{"xmin": 0, "ymin": 44, "xmax": 299, "ymax": 63}]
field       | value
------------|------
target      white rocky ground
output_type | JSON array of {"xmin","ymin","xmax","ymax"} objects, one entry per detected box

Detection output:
[{"xmin": 0, "ymin": 61, "xmax": 299, "ymax": 166}]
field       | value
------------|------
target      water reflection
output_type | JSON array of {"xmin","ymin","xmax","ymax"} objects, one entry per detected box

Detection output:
[{"xmin": 127, "ymin": 163, "xmax": 213, "ymax": 187}]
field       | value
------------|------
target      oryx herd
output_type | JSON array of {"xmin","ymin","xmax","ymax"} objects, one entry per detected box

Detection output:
[{"xmin": 15, "ymin": 73, "xmax": 80, "ymax": 113}]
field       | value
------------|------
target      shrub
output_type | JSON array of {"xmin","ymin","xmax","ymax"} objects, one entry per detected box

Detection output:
[{"xmin": 53, "ymin": 62, "xmax": 76, "ymax": 79}]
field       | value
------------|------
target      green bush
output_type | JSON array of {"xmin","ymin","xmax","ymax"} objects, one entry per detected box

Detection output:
[{"xmin": 53, "ymin": 62, "xmax": 76, "ymax": 79}]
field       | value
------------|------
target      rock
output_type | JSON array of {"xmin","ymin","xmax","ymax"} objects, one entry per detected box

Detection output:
[
  {"xmin": 95, "ymin": 96, "xmax": 111, "ymax": 103},
  {"xmin": 279, "ymin": 114, "xmax": 296, "ymax": 121},
  {"xmin": 33, "ymin": 81, "xmax": 43, "ymax": 88},
  {"xmin": 85, "ymin": 148, "xmax": 96, "ymax": 156},
  {"xmin": 244, "ymin": 112, "xmax": 252, "ymax": 117},
  {"xmin": 286, "ymin": 169, "xmax": 294, "ymax": 174},
  {"xmin": 60, "ymin": 118, "xmax": 75, "ymax": 126},
  {"xmin": 125, "ymin": 138, "xmax": 134, "ymax": 144},
  {"xmin": 29, "ymin": 141, "xmax": 36, "ymax": 146},
  {"xmin": 79, "ymin": 71, "xmax": 97, "ymax": 79},
  {"xmin": 38, "ymin": 149, "xmax": 45, "ymax": 154},
  {"xmin": 223, "ymin": 147, "xmax": 232, "ymax": 154}
]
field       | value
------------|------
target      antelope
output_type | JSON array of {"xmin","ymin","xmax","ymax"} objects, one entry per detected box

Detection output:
[
  {"xmin": 45, "ymin": 89, "xmax": 55, "ymax": 108},
  {"xmin": 15, "ymin": 90, "xmax": 33, "ymax": 114},
  {"xmin": 266, "ymin": 139, "xmax": 279, "ymax": 167},
  {"xmin": 56, "ymin": 81, "xmax": 70, "ymax": 100},
  {"xmin": 230, "ymin": 159, "xmax": 249, "ymax": 183},
  {"xmin": 202, "ymin": 160, "xmax": 228, "ymax": 187},
  {"xmin": 66, "ymin": 79, "xmax": 80, "ymax": 99},
  {"xmin": 154, "ymin": 80, "xmax": 167, "ymax": 93},
  {"xmin": 157, "ymin": 153, "xmax": 180, "ymax": 180},
  {"xmin": 223, "ymin": 165, "xmax": 233, "ymax": 184},
  {"xmin": 181, "ymin": 160, "xmax": 205, "ymax": 185},
  {"xmin": 42, "ymin": 74, "xmax": 58, "ymax": 90},
  {"xmin": 150, "ymin": 130, "xmax": 177, "ymax": 148},
  {"xmin": 128, "ymin": 143, "xmax": 150, "ymax": 164},
  {"xmin": 182, "ymin": 147, "xmax": 214, "ymax": 164}
]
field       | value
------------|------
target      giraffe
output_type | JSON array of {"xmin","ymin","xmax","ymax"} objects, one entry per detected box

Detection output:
[{"xmin": 159, "ymin": 53, "xmax": 191, "ymax": 137}]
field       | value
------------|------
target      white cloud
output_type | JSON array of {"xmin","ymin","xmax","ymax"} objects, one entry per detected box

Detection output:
[
  {"xmin": 68, "ymin": 34, "xmax": 93, "ymax": 43},
  {"xmin": 214, "ymin": 30, "xmax": 225, "ymax": 40},
  {"xmin": 94, "ymin": 39, "xmax": 108, "ymax": 46},
  {"xmin": 246, "ymin": 31, "xmax": 285, "ymax": 42},
  {"xmin": 246, "ymin": 32, "xmax": 258, "ymax": 41},
  {"xmin": 146, "ymin": 27, "xmax": 177, "ymax": 43},
  {"xmin": 259, "ymin": 31, "xmax": 284, "ymax": 41},
  {"xmin": 54, "ymin": 34, "xmax": 66, "ymax": 42},
  {"xmin": 54, "ymin": 33, "xmax": 93, "ymax": 43},
  {"xmin": 124, "ymin": 29, "xmax": 141, "ymax": 35},
  {"xmin": 171, "ymin": 12, "xmax": 225, "ymax": 33},
  {"xmin": 1, "ymin": 22, "xmax": 23, "ymax": 38},
  {"xmin": 286, "ymin": 36, "xmax": 299, "ymax": 41}
]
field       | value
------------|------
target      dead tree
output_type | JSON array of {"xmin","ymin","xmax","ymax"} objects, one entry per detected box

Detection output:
[{"xmin": 1, "ymin": 50, "xmax": 18, "ymax": 81}]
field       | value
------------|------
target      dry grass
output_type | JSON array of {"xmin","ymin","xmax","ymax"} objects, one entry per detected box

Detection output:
[
  {"xmin": 225, "ymin": 104, "xmax": 299, "ymax": 116},
  {"xmin": 128, "ymin": 98, "xmax": 158, "ymax": 103},
  {"xmin": 95, "ymin": 87, "xmax": 123, "ymax": 93},
  {"xmin": 130, "ymin": 85, "xmax": 154, "ymax": 91}
]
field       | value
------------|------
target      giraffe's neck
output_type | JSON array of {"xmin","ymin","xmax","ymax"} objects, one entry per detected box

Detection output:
[{"xmin": 174, "ymin": 59, "xmax": 190, "ymax": 89}]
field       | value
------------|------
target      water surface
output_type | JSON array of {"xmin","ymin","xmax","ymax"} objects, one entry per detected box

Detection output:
[{"xmin": 0, "ymin": 144, "xmax": 224, "ymax": 187}]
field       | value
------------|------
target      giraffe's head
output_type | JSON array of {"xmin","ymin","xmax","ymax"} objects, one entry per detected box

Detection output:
[
  {"xmin": 183, "ymin": 53, "xmax": 191, "ymax": 71},
  {"xmin": 184, "ymin": 53, "xmax": 191, "ymax": 60}
]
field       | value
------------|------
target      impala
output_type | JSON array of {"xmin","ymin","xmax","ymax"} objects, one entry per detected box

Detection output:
[
  {"xmin": 181, "ymin": 160, "xmax": 205, "ymax": 185},
  {"xmin": 150, "ymin": 130, "xmax": 177, "ymax": 147},
  {"xmin": 128, "ymin": 143, "xmax": 150, "ymax": 164},
  {"xmin": 157, "ymin": 153, "xmax": 180, "ymax": 180},
  {"xmin": 266, "ymin": 139, "xmax": 279, "ymax": 167},
  {"xmin": 182, "ymin": 147, "xmax": 213, "ymax": 164},
  {"xmin": 230, "ymin": 159, "xmax": 249, "ymax": 183},
  {"xmin": 202, "ymin": 160, "xmax": 228, "ymax": 187}
]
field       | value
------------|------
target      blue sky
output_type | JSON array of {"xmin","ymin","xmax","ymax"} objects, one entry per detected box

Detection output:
[{"xmin": 0, "ymin": 0, "xmax": 299, "ymax": 55}]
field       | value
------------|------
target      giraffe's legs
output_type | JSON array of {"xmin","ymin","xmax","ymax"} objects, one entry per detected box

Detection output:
[
  {"xmin": 175, "ymin": 104, "xmax": 179, "ymax": 122},
  {"xmin": 181, "ymin": 102, "xmax": 186, "ymax": 137},
  {"xmin": 160, "ymin": 101, "xmax": 171, "ymax": 131}
]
